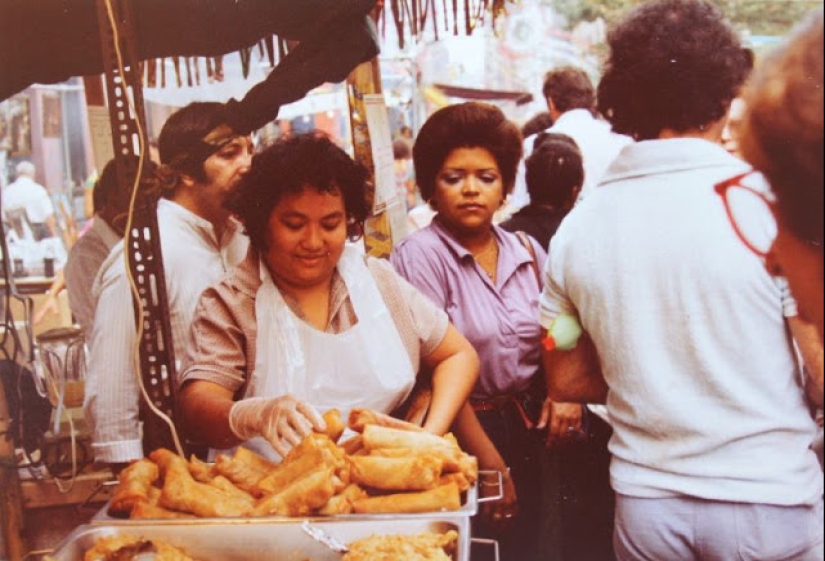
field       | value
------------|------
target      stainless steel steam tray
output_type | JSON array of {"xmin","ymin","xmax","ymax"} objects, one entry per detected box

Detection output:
[{"xmin": 48, "ymin": 517, "xmax": 469, "ymax": 561}]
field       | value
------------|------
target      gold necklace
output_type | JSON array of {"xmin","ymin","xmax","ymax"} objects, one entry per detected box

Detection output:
[{"xmin": 473, "ymin": 239, "xmax": 499, "ymax": 282}]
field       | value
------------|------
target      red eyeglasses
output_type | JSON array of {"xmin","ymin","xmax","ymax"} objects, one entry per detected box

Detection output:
[{"xmin": 714, "ymin": 171, "xmax": 777, "ymax": 258}]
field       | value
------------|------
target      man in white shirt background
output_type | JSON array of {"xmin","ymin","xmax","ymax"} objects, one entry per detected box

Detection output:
[
  {"xmin": 510, "ymin": 66, "xmax": 632, "ymax": 210},
  {"xmin": 84, "ymin": 102, "xmax": 251, "ymax": 471},
  {"xmin": 63, "ymin": 157, "xmax": 155, "ymax": 338},
  {"xmin": 2, "ymin": 160, "xmax": 57, "ymax": 241}
]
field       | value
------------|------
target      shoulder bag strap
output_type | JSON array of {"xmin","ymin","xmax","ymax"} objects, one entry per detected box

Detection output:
[{"xmin": 515, "ymin": 230, "xmax": 542, "ymax": 288}]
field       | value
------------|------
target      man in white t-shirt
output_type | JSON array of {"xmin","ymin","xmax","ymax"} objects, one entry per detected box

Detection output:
[
  {"xmin": 2, "ymin": 160, "xmax": 56, "ymax": 241},
  {"xmin": 510, "ymin": 66, "xmax": 631, "ymax": 210},
  {"xmin": 540, "ymin": 1, "xmax": 823, "ymax": 559}
]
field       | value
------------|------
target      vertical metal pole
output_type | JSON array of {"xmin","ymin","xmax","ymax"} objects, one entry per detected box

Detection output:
[
  {"xmin": 348, "ymin": 56, "xmax": 395, "ymax": 258},
  {"xmin": 0, "ymin": 381, "xmax": 25, "ymax": 561},
  {"xmin": 60, "ymin": 90, "xmax": 73, "ymax": 202},
  {"xmin": 93, "ymin": 0, "xmax": 178, "ymax": 455}
]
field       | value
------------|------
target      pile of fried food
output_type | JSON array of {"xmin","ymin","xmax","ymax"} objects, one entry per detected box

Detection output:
[
  {"xmin": 343, "ymin": 530, "xmax": 459, "ymax": 561},
  {"xmin": 109, "ymin": 408, "xmax": 478, "ymax": 519}
]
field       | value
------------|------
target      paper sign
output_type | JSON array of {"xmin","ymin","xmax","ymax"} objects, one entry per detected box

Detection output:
[
  {"xmin": 363, "ymin": 94, "xmax": 397, "ymax": 214},
  {"xmin": 87, "ymin": 106, "xmax": 114, "ymax": 173}
]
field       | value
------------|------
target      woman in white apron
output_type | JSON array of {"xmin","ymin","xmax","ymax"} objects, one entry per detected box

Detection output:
[{"xmin": 175, "ymin": 133, "xmax": 480, "ymax": 461}]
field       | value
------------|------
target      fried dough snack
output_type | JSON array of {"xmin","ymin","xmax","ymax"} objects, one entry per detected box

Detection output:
[
  {"xmin": 208, "ymin": 475, "xmax": 256, "ymax": 506},
  {"xmin": 349, "ymin": 408, "xmax": 425, "ymax": 433},
  {"xmin": 108, "ymin": 459, "xmax": 159, "ymax": 517},
  {"xmin": 213, "ymin": 454, "xmax": 267, "ymax": 494},
  {"xmin": 363, "ymin": 427, "xmax": 468, "ymax": 478},
  {"xmin": 254, "ymin": 434, "xmax": 342, "ymax": 496},
  {"xmin": 320, "ymin": 408, "xmax": 347, "ymax": 443},
  {"xmin": 340, "ymin": 434, "xmax": 365, "ymax": 456},
  {"xmin": 349, "ymin": 454, "xmax": 443, "ymax": 491},
  {"xmin": 233, "ymin": 445, "xmax": 280, "ymax": 473},
  {"xmin": 151, "ymin": 449, "xmax": 252, "ymax": 518},
  {"xmin": 456, "ymin": 453, "xmax": 479, "ymax": 485},
  {"xmin": 159, "ymin": 471, "xmax": 252, "ymax": 518},
  {"xmin": 343, "ymin": 530, "xmax": 459, "ymax": 561},
  {"xmin": 252, "ymin": 466, "xmax": 336, "ymax": 517},
  {"xmin": 362, "ymin": 425, "xmax": 462, "ymax": 464},
  {"xmin": 317, "ymin": 483, "xmax": 369, "ymax": 515},
  {"xmin": 84, "ymin": 535, "xmax": 194, "ymax": 561},
  {"xmin": 187, "ymin": 455, "xmax": 214, "ymax": 483},
  {"xmin": 351, "ymin": 482, "xmax": 462, "ymax": 514}
]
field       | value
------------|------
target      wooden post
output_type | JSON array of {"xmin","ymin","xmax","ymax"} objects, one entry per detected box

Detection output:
[
  {"xmin": 0, "ymin": 381, "xmax": 26, "ymax": 561},
  {"xmin": 347, "ymin": 57, "xmax": 394, "ymax": 258}
]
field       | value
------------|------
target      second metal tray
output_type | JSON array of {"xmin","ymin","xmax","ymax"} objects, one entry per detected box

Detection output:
[{"xmin": 50, "ymin": 517, "xmax": 469, "ymax": 561}]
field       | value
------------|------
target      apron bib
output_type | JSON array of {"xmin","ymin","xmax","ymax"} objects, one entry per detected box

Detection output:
[{"xmin": 217, "ymin": 246, "xmax": 415, "ymax": 461}]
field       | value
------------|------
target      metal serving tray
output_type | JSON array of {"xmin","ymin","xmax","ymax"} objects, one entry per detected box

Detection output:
[{"xmin": 49, "ymin": 518, "xmax": 469, "ymax": 561}]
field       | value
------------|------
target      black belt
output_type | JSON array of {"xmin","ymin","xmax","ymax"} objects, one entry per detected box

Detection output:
[{"xmin": 470, "ymin": 393, "xmax": 535, "ymax": 430}]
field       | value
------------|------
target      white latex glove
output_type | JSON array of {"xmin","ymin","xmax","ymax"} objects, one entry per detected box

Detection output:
[{"xmin": 228, "ymin": 395, "xmax": 326, "ymax": 457}]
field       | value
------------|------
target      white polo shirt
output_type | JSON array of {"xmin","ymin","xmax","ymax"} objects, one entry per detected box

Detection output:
[
  {"xmin": 510, "ymin": 109, "xmax": 633, "ymax": 209},
  {"xmin": 2, "ymin": 176, "xmax": 54, "ymax": 223},
  {"xmin": 540, "ymin": 138, "xmax": 823, "ymax": 506}
]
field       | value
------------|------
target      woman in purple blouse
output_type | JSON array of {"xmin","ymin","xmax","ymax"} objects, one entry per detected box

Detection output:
[{"xmin": 391, "ymin": 102, "xmax": 584, "ymax": 560}]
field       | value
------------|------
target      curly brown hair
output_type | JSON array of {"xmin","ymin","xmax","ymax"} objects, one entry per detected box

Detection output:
[
  {"xmin": 412, "ymin": 102, "xmax": 523, "ymax": 204},
  {"xmin": 226, "ymin": 132, "xmax": 370, "ymax": 250},
  {"xmin": 740, "ymin": 10, "xmax": 824, "ymax": 247},
  {"xmin": 597, "ymin": 0, "xmax": 753, "ymax": 141}
]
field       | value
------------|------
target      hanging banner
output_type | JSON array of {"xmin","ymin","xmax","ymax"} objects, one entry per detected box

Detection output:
[{"xmin": 362, "ymin": 93, "xmax": 396, "ymax": 214}]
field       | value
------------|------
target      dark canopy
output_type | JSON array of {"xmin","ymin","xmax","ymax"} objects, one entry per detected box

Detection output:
[{"xmin": 1, "ymin": 0, "xmax": 378, "ymax": 132}]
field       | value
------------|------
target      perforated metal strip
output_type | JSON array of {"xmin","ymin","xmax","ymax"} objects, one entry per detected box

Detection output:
[{"xmin": 94, "ymin": 0, "xmax": 178, "ymax": 454}]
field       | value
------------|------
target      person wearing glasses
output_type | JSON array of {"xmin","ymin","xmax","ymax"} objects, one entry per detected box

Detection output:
[
  {"xmin": 737, "ymin": 11, "xmax": 824, "ymax": 344},
  {"xmin": 715, "ymin": 92, "xmax": 822, "ymax": 418},
  {"xmin": 735, "ymin": 10, "xmax": 825, "ymax": 472},
  {"xmin": 538, "ymin": 0, "xmax": 824, "ymax": 559}
]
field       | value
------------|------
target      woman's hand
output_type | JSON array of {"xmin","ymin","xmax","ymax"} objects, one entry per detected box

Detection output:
[
  {"xmin": 479, "ymin": 467, "xmax": 519, "ymax": 535},
  {"xmin": 537, "ymin": 398, "xmax": 585, "ymax": 448},
  {"xmin": 228, "ymin": 394, "xmax": 326, "ymax": 457}
]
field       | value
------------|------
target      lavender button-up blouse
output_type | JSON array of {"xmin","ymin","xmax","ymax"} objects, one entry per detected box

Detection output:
[{"xmin": 391, "ymin": 217, "xmax": 547, "ymax": 399}]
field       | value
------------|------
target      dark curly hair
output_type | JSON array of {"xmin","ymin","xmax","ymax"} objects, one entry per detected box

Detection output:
[
  {"xmin": 413, "ymin": 102, "xmax": 523, "ymax": 204},
  {"xmin": 521, "ymin": 111, "xmax": 554, "ymax": 138},
  {"xmin": 740, "ymin": 10, "xmax": 824, "ymax": 247},
  {"xmin": 94, "ymin": 156, "xmax": 159, "ymax": 214},
  {"xmin": 226, "ymin": 132, "xmax": 370, "ymax": 250},
  {"xmin": 158, "ymin": 102, "xmax": 232, "ymax": 183},
  {"xmin": 526, "ymin": 133, "xmax": 584, "ymax": 207},
  {"xmin": 542, "ymin": 66, "xmax": 596, "ymax": 113},
  {"xmin": 597, "ymin": 0, "xmax": 753, "ymax": 140}
]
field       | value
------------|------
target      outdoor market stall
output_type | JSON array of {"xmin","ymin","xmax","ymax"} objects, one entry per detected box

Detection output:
[{"xmin": 0, "ymin": 1, "xmax": 513, "ymax": 558}]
